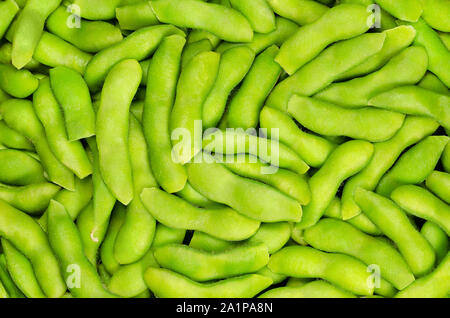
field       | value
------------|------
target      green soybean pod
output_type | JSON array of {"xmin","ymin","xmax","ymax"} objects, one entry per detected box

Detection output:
[
  {"xmin": 46, "ymin": 6, "xmax": 123, "ymax": 53},
  {"xmin": 247, "ymin": 223, "xmax": 291, "ymax": 254},
  {"xmin": 181, "ymin": 39, "xmax": 213, "ymax": 69},
  {"xmin": 376, "ymin": 136, "xmax": 449, "ymax": 197},
  {"xmin": 152, "ymin": 223, "xmax": 186, "ymax": 248},
  {"xmin": 396, "ymin": 252, "xmax": 450, "ymax": 298},
  {"xmin": 339, "ymin": 0, "xmax": 397, "ymax": 31},
  {"xmin": 260, "ymin": 107, "xmax": 335, "ymax": 168},
  {"xmin": 202, "ymin": 46, "xmax": 255, "ymax": 129},
  {"xmin": 215, "ymin": 17, "xmax": 298, "ymax": 55},
  {"xmin": 0, "ymin": 63, "xmax": 39, "ymax": 98},
  {"xmin": 426, "ymin": 171, "xmax": 450, "ymax": 204},
  {"xmin": 268, "ymin": 246, "xmax": 374, "ymax": 296},
  {"xmin": 47, "ymin": 200, "xmax": 116, "ymax": 298},
  {"xmin": 203, "ymin": 130, "xmax": 310, "ymax": 175},
  {"xmin": 149, "ymin": 0, "xmax": 253, "ymax": 43},
  {"xmin": 336, "ymin": 25, "xmax": 417, "ymax": 81},
  {"xmin": 0, "ymin": 183, "xmax": 60, "ymax": 215},
  {"xmin": 0, "ymin": 149, "xmax": 45, "ymax": 186},
  {"xmin": 315, "ymin": 46, "xmax": 429, "ymax": 107},
  {"xmin": 33, "ymin": 78, "xmax": 93, "ymax": 178},
  {"xmin": 1, "ymin": 239, "xmax": 46, "ymax": 298},
  {"xmin": 187, "ymin": 153, "xmax": 303, "ymax": 223},
  {"xmin": 275, "ymin": 3, "xmax": 371, "ymax": 75},
  {"xmin": 227, "ymin": 45, "xmax": 281, "ymax": 130},
  {"xmin": 176, "ymin": 181, "xmax": 220, "ymax": 208},
  {"xmin": 266, "ymin": 0, "xmax": 328, "ymax": 25},
  {"xmin": 107, "ymin": 249, "xmax": 159, "ymax": 298},
  {"xmin": 0, "ymin": 0, "xmax": 19, "ymax": 40},
  {"xmin": 140, "ymin": 187, "xmax": 260, "ymax": 241},
  {"xmin": 369, "ymin": 86, "xmax": 450, "ymax": 130},
  {"xmin": 304, "ymin": 219, "xmax": 415, "ymax": 290},
  {"xmin": 0, "ymin": 280, "xmax": 7, "ymax": 298},
  {"xmin": 391, "ymin": 185, "xmax": 450, "ymax": 236},
  {"xmin": 189, "ymin": 231, "xmax": 234, "ymax": 252},
  {"xmin": 11, "ymin": 0, "xmax": 62, "ymax": 69},
  {"xmin": 259, "ymin": 280, "xmax": 356, "ymax": 298},
  {"xmin": 143, "ymin": 35, "xmax": 187, "ymax": 194},
  {"xmin": 97, "ymin": 59, "xmax": 142, "ymax": 205},
  {"xmin": 0, "ymin": 120, "xmax": 34, "ymax": 151},
  {"xmin": 71, "ymin": 0, "xmax": 121, "ymax": 20},
  {"xmin": 341, "ymin": 116, "xmax": 439, "ymax": 220},
  {"xmin": 443, "ymin": 142, "xmax": 450, "ymax": 173},
  {"xmin": 0, "ymin": 254, "xmax": 24, "ymax": 298},
  {"xmin": 99, "ymin": 205, "xmax": 125, "ymax": 275},
  {"xmin": 266, "ymin": 32, "xmax": 386, "ymax": 112},
  {"xmin": 421, "ymin": 221, "xmax": 449, "ymax": 264},
  {"xmin": 113, "ymin": 115, "xmax": 158, "ymax": 265},
  {"xmin": 116, "ymin": 1, "xmax": 159, "ymax": 30},
  {"xmin": 154, "ymin": 243, "xmax": 269, "ymax": 282},
  {"xmin": 188, "ymin": 30, "xmax": 221, "ymax": 49},
  {"xmin": 418, "ymin": 72, "xmax": 450, "ymax": 95},
  {"xmin": 354, "ymin": 188, "xmax": 435, "ymax": 277},
  {"xmin": 374, "ymin": 0, "xmax": 423, "ymax": 22},
  {"xmin": 0, "ymin": 199, "xmax": 66, "ymax": 297},
  {"xmin": 170, "ymin": 51, "xmax": 220, "ymax": 164},
  {"xmin": 0, "ymin": 42, "xmax": 43, "ymax": 71},
  {"xmin": 288, "ymin": 95, "xmax": 405, "ymax": 143},
  {"xmin": 421, "ymin": 0, "xmax": 450, "ymax": 32},
  {"xmin": 144, "ymin": 268, "xmax": 271, "ymax": 298},
  {"xmin": 222, "ymin": 154, "xmax": 311, "ymax": 205},
  {"xmin": 49, "ymin": 66, "xmax": 95, "ymax": 141},
  {"xmin": 0, "ymin": 99, "xmax": 75, "ymax": 190},
  {"xmin": 84, "ymin": 25, "xmax": 184, "ymax": 91},
  {"xmin": 439, "ymin": 31, "xmax": 450, "ymax": 50},
  {"xmin": 229, "ymin": 0, "xmax": 275, "ymax": 34},
  {"xmin": 295, "ymin": 140, "xmax": 374, "ymax": 230}
]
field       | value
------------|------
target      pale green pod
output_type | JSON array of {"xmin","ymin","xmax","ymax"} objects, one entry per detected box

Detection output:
[
  {"xmin": 116, "ymin": 1, "xmax": 159, "ymax": 30},
  {"xmin": 0, "ymin": 149, "xmax": 46, "ymax": 186},
  {"xmin": 294, "ymin": 140, "xmax": 374, "ymax": 230},
  {"xmin": 0, "ymin": 254, "xmax": 24, "ymax": 298},
  {"xmin": 266, "ymin": 0, "xmax": 328, "ymax": 25},
  {"xmin": 315, "ymin": 46, "xmax": 428, "ymax": 107},
  {"xmin": 288, "ymin": 95, "xmax": 405, "ymax": 143},
  {"xmin": 176, "ymin": 181, "xmax": 220, "ymax": 208},
  {"xmin": 259, "ymin": 280, "xmax": 356, "ymax": 298},
  {"xmin": 0, "ymin": 0, "xmax": 19, "ymax": 40},
  {"xmin": 421, "ymin": 0, "xmax": 450, "ymax": 32},
  {"xmin": 376, "ymin": 136, "xmax": 449, "ymax": 197},
  {"xmin": 229, "ymin": 0, "xmax": 276, "ymax": 34},
  {"xmin": 181, "ymin": 39, "xmax": 213, "ymax": 69},
  {"xmin": 426, "ymin": 171, "xmax": 450, "ymax": 204},
  {"xmin": 443, "ymin": 142, "xmax": 450, "ymax": 173},
  {"xmin": 275, "ymin": 3, "xmax": 372, "ymax": 74},
  {"xmin": 421, "ymin": 221, "xmax": 449, "ymax": 264},
  {"xmin": 418, "ymin": 72, "xmax": 449, "ymax": 95},
  {"xmin": 0, "ymin": 63, "xmax": 39, "ymax": 98},
  {"xmin": 144, "ymin": 268, "xmax": 272, "ymax": 298}
]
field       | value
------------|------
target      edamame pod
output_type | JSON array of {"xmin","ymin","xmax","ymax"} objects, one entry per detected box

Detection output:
[
  {"xmin": 187, "ymin": 29, "xmax": 221, "ymax": 49},
  {"xmin": 376, "ymin": 136, "xmax": 449, "ymax": 196},
  {"xmin": 341, "ymin": 116, "xmax": 439, "ymax": 220},
  {"xmin": 1, "ymin": 239, "xmax": 46, "ymax": 298},
  {"xmin": 0, "ymin": 120, "xmax": 34, "ymax": 151},
  {"xmin": 33, "ymin": 78, "xmax": 93, "ymax": 178},
  {"xmin": 0, "ymin": 183, "xmax": 60, "ymax": 215},
  {"xmin": 443, "ymin": 142, "xmax": 450, "ymax": 173},
  {"xmin": 152, "ymin": 223, "xmax": 186, "ymax": 248},
  {"xmin": 426, "ymin": 171, "xmax": 450, "ymax": 204},
  {"xmin": 203, "ymin": 130, "xmax": 310, "ymax": 175},
  {"xmin": 369, "ymin": 86, "xmax": 450, "ymax": 130},
  {"xmin": 421, "ymin": 221, "xmax": 449, "ymax": 264},
  {"xmin": 391, "ymin": 185, "xmax": 450, "ymax": 236},
  {"xmin": 315, "ymin": 46, "xmax": 429, "ymax": 107},
  {"xmin": 266, "ymin": 32, "xmax": 386, "ymax": 111},
  {"xmin": 266, "ymin": 0, "xmax": 328, "ymax": 25},
  {"xmin": 222, "ymin": 154, "xmax": 311, "ymax": 205},
  {"xmin": 47, "ymin": 200, "xmax": 116, "ymax": 298},
  {"xmin": 11, "ymin": 0, "xmax": 62, "ymax": 69},
  {"xmin": 396, "ymin": 252, "xmax": 450, "ymax": 298},
  {"xmin": 304, "ymin": 219, "xmax": 415, "ymax": 289},
  {"xmin": 46, "ymin": 6, "xmax": 123, "ymax": 53},
  {"xmin": 149, "ymin": 0, "xmax": 253, "ymax": 42},
  {"xmin": 276, "ymin": 4, "xmax": 372, "ymax": 74},
  {"xmin": 187, "ymin": 153, "xmax": 303, "ymax": 223},
  {"xmin": 0, "ymin": 149, "xmax": 45, "ymax": 186},
  {"xmin": 418, "ymin": 72, "xmax": 450, "ymax": 95},
  {"xmin": 259, "ymin": 280, "xmax": 356, "ymax": 298},
  {"xmin": 189, "ymin": 231, "xmax": 233, "ymax": 252},
  {"xmin": 269, "ymin": 246, "xmax": 375, "ymax": 296},
  {"xmin": 229, "ymin": 0, "xmax": 276, "ymax": 34},
  {"xmin": 170, "ymin": 51, "xmax": 220, "ymax": 164},
  {"xmin": 227, "ymin": 45, "xmax": 282, "ymax": 130},
  {"xmin": 96, "ymin": 59, "xmax": 141, "ymax": 205},
  {"xmin": 116, "ymin": 1, "xmax": 159, "ymax": 30},
  {"xmin": 0, "ymin": 254, "xmax": 24, "ymax": 298},
  {"xmin": 154, "ymin": 243, "xmax": 269, "ymax": 282},
  {"xmin": 84, "ymin": 25, "xmax": 184, "ymax": 91},
  {"xmin": 0, "ymin": 99, "xmax": 75, "ymax": 190},
  {"xmin": 176, "ymin": 181, "xmax": 220, "ymax": 208},
  {"xmin": 421, "ymin": 0, "xmax": 450, "ymax": 32},
  {"xmin": 0, "ymin": 0, "xmax": 18, "ymax": 40},
  {"xmin": 144, "ymin": 268, "xmax": 272, "ymax": 298},
  {"xmin": 354, "ymin": 188, "xmax": 435, "ymax": 277},
  {"xmin": 99, "ymin": 205, "xmax": 125, "ymax": 275},
  {"xmin": 295, "ymin": 140, "xmax": 374, "ymax": 230},
  {"xmin": 113, "ymin": 115, "xmax": 157, "ymax": 264},
  {"xmin": 143, "ymin": 35, "xmax": 187, "ymax": 194},
  {"xmin": 49, "ymin": 66, "xmax": 95, "ymax": 141},
  {"xmin": 181, "ymin": 39, "xmax": 213, "ymax": 69},
  {"xmin": 288, "ymin": 95, "xmax": 405, "ymax": 143},
  {"xmin": 0, "ymin": 199, "xmax": 66, "ymax": 297},
  {"xmin": 70, "ymin": 0, "xmax": 121, "ymax": 20},
  {"xmin": 373, "ymin": 0, "xmax": 422, "ymax": 22},
  {"xmin": 0, "ymin": 63, "xmax": 39, "ymax": 98},
  {"xmin": 247, "ymin": 223, "xmax": 291, "ymax": 254},
  {"xmin": 140, "ymin": 187, "xmax": 260, "ymax": 241},
  {"xmin": 202, "ymin": 46, "xmax": 255, "ymax": 129}
]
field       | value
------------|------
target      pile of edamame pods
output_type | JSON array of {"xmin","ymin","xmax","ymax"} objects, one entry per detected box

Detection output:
[{"xmin": 0, "ymin": 0, "xmax": 449, "ymax": 299}]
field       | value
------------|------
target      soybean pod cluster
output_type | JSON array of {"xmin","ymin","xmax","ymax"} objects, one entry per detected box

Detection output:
[{"xmin": 0, "ymin": 0, "xmax": 449, "ymax": 299}]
